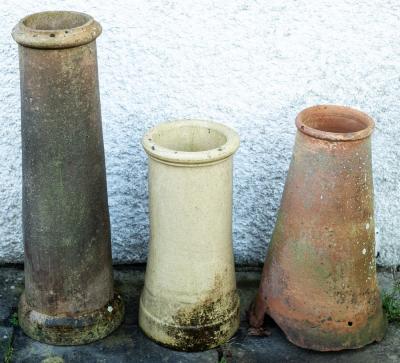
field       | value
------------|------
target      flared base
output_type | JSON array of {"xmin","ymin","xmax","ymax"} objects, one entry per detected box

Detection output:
[
  {"xmin": 19, "ymin": 291, "xmax": 124, "ymax": 345},
  {"xmin": 271, "ymin": 307, "xmax": 387, "ymax": 351},
  {"xmin": 139, "ymin": 293, "xmax": 240, "ymax": 351}
]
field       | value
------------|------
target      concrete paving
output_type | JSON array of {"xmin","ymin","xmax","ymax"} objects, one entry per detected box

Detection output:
[{"xmin": 0, "ymin": 266, "xmax": 398, "ymax": 362}]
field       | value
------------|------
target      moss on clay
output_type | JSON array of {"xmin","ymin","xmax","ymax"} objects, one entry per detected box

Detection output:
[
  {"xmin": 18, "ymin": 292, "xmax": 124, "ymax": 346},
  {"xmin": 147, "ymin": 274, "xmax": 241, "ymax": 352},
  {"xmin": 166, "ymin": 291, "xmax": 239, "ymax": 351}
]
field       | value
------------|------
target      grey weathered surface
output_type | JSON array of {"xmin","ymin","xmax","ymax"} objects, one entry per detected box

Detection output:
[
  {"xmin": 12, "ymin": 11, "xmax": 125, "ymax": 345},
  {"xmin": 0, "ymin": 266, "xmax": 399, "ymax": 362},
  {"xmin": 0, "ymin": 1, "xmax": 399, "ymax": 267}
]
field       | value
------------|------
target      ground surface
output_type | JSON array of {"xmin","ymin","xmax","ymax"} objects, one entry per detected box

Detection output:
[
  {"xmin": 0, "ymin": 266, "xmax": 399, "ymax": 363},
  {"xmin": 1, "ymin": 0, "xmax": 400, "ymax": 267}
]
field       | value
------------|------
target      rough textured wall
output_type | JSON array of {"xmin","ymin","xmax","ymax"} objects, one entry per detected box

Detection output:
[{"xmin": 0, "ymin": 0, "xmax": 399, "ymax": 266}]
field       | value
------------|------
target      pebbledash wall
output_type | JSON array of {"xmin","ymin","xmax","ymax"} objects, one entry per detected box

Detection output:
[{"xmin": 0, "ymin": 0, "xmax": 399, "ymax": 267}]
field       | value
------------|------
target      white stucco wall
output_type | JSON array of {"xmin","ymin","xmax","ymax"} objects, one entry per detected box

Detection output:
[{"xmin": 0, "ymin": 0, "xmax": 399, "ymax": 266}]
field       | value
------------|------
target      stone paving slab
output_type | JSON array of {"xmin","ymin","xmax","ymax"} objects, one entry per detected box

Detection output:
[
  {"xmin": 221, "ymin": 322, "xmax": 400, "ymax": 363},
  {"xmin": 11, "ymin": 327, "xmax": 218, "ymax": 363},
  {"xmin": 0, "ymin": 268, "xmax": 23, "ymax": 324},
  {"xmin": 0, "ymin": 266, "xmax": 398, "ymax": 363}
]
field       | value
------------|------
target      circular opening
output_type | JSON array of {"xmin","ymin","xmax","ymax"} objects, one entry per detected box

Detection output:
[
  {"xmin": 143, "ymin": 120, "xmax": 240, "ymax": 165},
  {"xmin": 22, "ymin": 12, "xmax": 91, "ymax": 31},
  {"xmin": 152, "ymin": 125, "xmax": 227, "ymax": 152},
  {"xmin": 302, "ymin": 115, "xmax": 367, "ymax": 133},
  {"xmin": 12, "ymin": 11, "xmax": 101, "ymax": 49},
  {"xmin": 296, "ymin": 105, "xmax": 374, "ymax": 141},
  {"xmin": 348, "ymin": 321, "xmax": 353, "ymax": 326}
]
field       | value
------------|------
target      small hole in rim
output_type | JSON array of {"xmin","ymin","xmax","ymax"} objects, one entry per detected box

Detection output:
[
  {"xmin": 348, "ymin": 321, "xmax": 353, "ymax": 326},
  {"xmin": 49, "ymin": 33, "xmax": 55, "ymax": 37}
]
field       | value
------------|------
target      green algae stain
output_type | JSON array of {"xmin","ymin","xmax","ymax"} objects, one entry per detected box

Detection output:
[{"xmin": 291, "ymin": 240, "xmax": 332, "ymax": 281}]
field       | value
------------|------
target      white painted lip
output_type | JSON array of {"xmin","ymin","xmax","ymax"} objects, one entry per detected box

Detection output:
[{"xmin": 142, "ymin": 120, "xmax": 240, "ymax": 165}]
